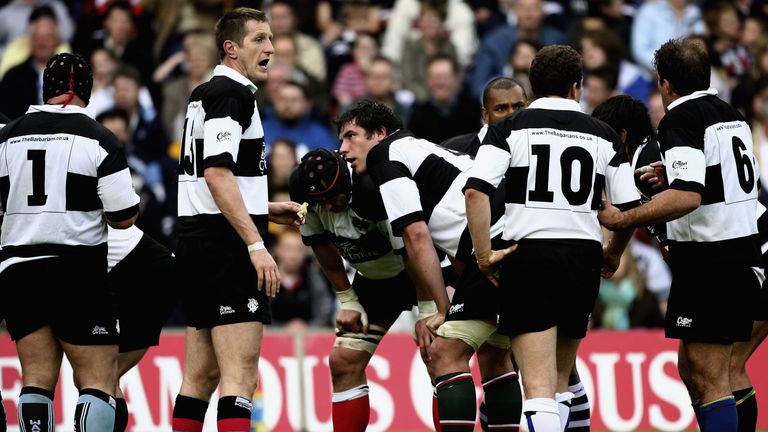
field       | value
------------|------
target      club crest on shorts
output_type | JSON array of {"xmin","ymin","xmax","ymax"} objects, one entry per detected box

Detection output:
[{"xmin": 247, "ymin": 298, "xmax": 259, "ymax": 313}]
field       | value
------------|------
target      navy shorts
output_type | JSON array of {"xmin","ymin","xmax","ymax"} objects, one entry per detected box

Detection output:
[{"xmin": 178, "ymin": 237, "xmax": 272, "ymax": 329}]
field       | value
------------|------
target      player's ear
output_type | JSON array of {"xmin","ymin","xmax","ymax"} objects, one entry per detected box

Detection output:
[{"xmin": 223, "ymin": 40, "xmax": 238, "ymax": 59}]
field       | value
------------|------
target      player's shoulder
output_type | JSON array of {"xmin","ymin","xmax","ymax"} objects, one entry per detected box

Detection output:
[{"xmin": 196, "ymin": 76, "xmax": 254, "ymax": 106}]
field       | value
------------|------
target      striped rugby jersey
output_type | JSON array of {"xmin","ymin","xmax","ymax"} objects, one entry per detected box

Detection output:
[
  {"xmin": 366, "ymin": 130, "xmax": 505, "ymax": 260},
  {"xmin": 0, "ymin": 104, "xmax": 139, "ymax": 262},
  {"xmin": 300, "ymin": 170, "xmax": 405, "ymax": 279},
  {"xmin": 177, "ymin": 65, "xmax": 268, "ymax": 238},
  {"xmin": 466, "ymin": 97, "xmax": 640, "ymax": 243},
  {"xmin": 659, "ymin": 89, "xmax": 760, "ymax": 263}
]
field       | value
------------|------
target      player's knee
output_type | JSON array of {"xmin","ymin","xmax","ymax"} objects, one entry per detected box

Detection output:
[
  {"xmin": 330, "ymin": 349, "xmax": 367, "ymax": 384},
  {"xmin": 185, "ymin": 367, "xmax": 221, "ymax": 395}
]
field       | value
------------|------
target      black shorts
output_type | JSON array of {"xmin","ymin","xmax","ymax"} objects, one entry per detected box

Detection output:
[
  {"xmin": 446, "ymin": 258, "xmax": 499, "ymax": 322},
  {"xmin": 353, "ymin": 270, "xmax": 416, "ymax": 324},
  {"xmin": 178, "ymin": 237, "xmax": 272, "ymax": 329},
  {"xmin": 497, "ymin": 240, "xmax": 602, "ymax": 339},
  {"xmin": 110, "ymin": 234, "xmax": 177, "ymax": 352},
  {"xmin": 665, "ymin": 258, "xmax": 760, "ymax": 343},
  {"xmin": 0, "ymin": 254, "xmax": 118, "ymax": 345}
]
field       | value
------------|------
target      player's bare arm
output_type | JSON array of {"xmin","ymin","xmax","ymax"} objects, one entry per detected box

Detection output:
[
  {"xmin": 268, "ymin": 201, "xmax": 304, "ymax": 227},
  {"xmin": 599, "ymin": 188, "xmax": 701, "ymax": 231},
  {"xmin": 465, "ymin": 188, "xmax": 516, "ymax": 287},
  {"xmin": 312, "ymin": 242, "xmax": 369, "ymax": 334},
  {"xmin": 402, "ymin": 221, "xmax": 449, "ymax": 332}
]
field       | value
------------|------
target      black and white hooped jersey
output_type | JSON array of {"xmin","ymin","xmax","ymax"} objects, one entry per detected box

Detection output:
[
  {"xmin": 366, "ymin": 130, "xmax": 505, "ymax": 259},
  {"xmin": 0, "ymin": 104, "xmax": 139, "ymax": 261},
  {"xmin": 659, "ymin": 89, "xmax": 760, "ymax": 262},
  {"xmin": 177, "ymin": 65, "xmax": 269, "ymax": 238},
  {"xmin": 466, "ymin": 97, "xmax": 640, "ymax": 243}
]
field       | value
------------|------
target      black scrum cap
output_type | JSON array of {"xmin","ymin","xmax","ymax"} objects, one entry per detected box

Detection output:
[
  {"xmin": 289, "ymin": 148, "xmax": 352, "ymax": 204},
  {"xmin": 43, "ymin": 53, "xmax": 93, "ymax": 106}
]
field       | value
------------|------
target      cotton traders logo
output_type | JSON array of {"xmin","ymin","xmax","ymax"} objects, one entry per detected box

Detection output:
[
  {"xmin": 671, "ymin": 160, "xmax": 687, "ymax": 170},
  {"xmin": 448, "ymin": 303, "xmax": 464, "ymax": 315},
  {"xmin": 676, "ymin": 316, "xmax": 693, "ymax": 328},
  {"xmin": 217, "ymin": 131, "xmax": 232, "ymax": 142}
]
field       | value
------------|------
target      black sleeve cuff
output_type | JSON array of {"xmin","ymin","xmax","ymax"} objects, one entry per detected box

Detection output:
[
  {"xmin": 394, "ymin": 246, "xmax": 407, "ymax": 256},
  {"xmin": 203, "ymin": 154, "xmax": 236, "ymax": 171},
  {"xmin": 391, "ymin": 211, "xmax": 425, "ymax": 237},
  {"xmin": 669, "ymin": 179, "xmax": 705, "ymax": 195},
  {"xmin": 462, "ymin": 177, "xmax": 496, "ymax": 197},
  {"xmin": 106, "ymin": 204, "xmax": 139, "ymax": 222},
  {"xmin": 302, "ymin": 233, "xmax": 331, "ymax": 246}
]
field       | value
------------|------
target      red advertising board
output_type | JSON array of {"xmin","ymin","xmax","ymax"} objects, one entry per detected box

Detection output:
[{"xmin": 0, "ymin": 329, "xmax": 767, "ymax": 431}]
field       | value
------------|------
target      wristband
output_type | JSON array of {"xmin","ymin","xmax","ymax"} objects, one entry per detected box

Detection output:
[
  {"xmin": 247, "ymin": 241, "xmax": 265, "ymax": 253},
  {"xmin": 417, "ymin": 300, "xmax": 438, "ymax": 320},
  {"xmin": 336, "ymin": 287, "xmax": 359, "ymax": 303}
]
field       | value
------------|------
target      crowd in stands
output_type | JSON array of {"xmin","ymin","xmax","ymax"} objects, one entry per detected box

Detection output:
[{"xmin": 1, "ymin": 0, "xmax": 763, "ymax": 331}]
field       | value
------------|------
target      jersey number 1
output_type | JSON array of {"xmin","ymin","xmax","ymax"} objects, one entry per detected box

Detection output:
[{"xmin": 27, "ymin": 149, "xmax": 47, "ymax": 206}]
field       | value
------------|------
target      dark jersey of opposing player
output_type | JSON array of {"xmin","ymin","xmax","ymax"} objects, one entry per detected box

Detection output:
[
  {"xmin": 367, "ymin": 129, "xmax": 505, "ymax": 260},
  {"xmin": 631, "ymin": 138, "xmax": 668, "ymax": 245},
  {"xmin": 0, "ymin": 105, "xmax": 139, "ymax": 261},
  {"xmin": 466, "ymin": 97, "xmax": 640, "ymax": 243},
  {"xmin": 658, "ymin": 90, "xmax": 760, "ymax": 264},
  {"xmin": 177, "ymin": 65, "xmax": 269, "ymax": 239}
]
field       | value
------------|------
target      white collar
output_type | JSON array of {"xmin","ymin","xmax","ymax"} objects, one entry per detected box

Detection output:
[
  {"xmin": 26, "ymin": 104, "xmax": 93, "ymax": 117},
  {"xmin": 528, "ymin": 97, "xmax": 582, "ymax": 112},
  {"xmin": 213, "ymin": 64, "xmax": 258, "ymax": 94},
  {"xmin": 667, "ymin": 88, "xmax": 718, "ymax": 111}
]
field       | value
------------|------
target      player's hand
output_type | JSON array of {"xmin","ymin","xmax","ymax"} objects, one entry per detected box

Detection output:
[
  {"xmin": 336, "ymin": 288, "xmax": 369, "ymax": 334},
  {"xmin": 424, "ymin": 312, "xmax": 445, "ymax": 335},
  {"xmin": 476, "ymin": 245, "xmax": 517, "ymax": 287},
  {"xmin": 598, "ymin": 199, "xmax": 625, "ymax": 231},
  {"xmin": 251, "ymin": 248, "xmax": 280, "ymax": 297},
  {"xmin": 414, "ymin": 318, "xmax": 435, "ymax": 362},
  {"xmin": 635, "ymin": 161, "xmax": 666, "ymax": 191},
  {"xmin": 336, "ymin": 308, "xmax": 369, "ymax": 334},
  {"xmin": 601, "ymin": 249, "xmax": 621, "ymax": 278},
  {"xmin": 268, "ymin": 201, "xmax": 305, "ymax": 227}
]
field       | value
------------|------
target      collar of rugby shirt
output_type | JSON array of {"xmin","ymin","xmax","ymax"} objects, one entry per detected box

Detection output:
[
  {"xmin": 26, "ymin": 104, "xmax": 93, "ymax": 117},
  {"xmin": 528, "ymin": 97, "xmax": 582, "ymax": 112},
  {"xmin": 667, "ymin": 88, "xmax": 718, "ymax": 111},
  {"xmin": 213, "ymin": 64, "xmax": 258, "ymax": 94}
]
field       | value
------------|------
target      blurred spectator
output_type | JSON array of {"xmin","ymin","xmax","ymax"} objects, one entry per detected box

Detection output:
[
  {"xmin": 631, "ymin": 0, "xmax": 705, "ymax": 71},
  {"xmin": 270, "ymin": 229, "xmax": 335, "ymax": 328},
  {"xmin": 582, "ymin": 65, "xmax": 618, "ymax": 114},
  {"xmin": 154, "ymin": 31, "xmax": 217, "ymax": 146},
  {"xmin": 85, "ymin": 47, "xmax": 118, "ymax": 117},
  {"xmin": 113, "ymin": 64, "xmax": 175, "ymax": 246},
  {"xmin": 688, "ymin": 34, "xmax": 733, "ymax": 103},
  {"xmin": 333, "ymin": 32, "xmax": 379, "ymax": 110},
  {"xmin": 595, "ymin": 250, "xmax": 641, "ymax": 330},
  {"xmin": 580, "ymin": 28, "xmax": 653, "ymax": 104},
  {"xmin": 323, "ymin": 1, "xmax": 382, "ymax": 84},
  {"xmin": 401, "ymin": 3, "xmax": 459, "ymax": 102},
  {"xmin": 83, "ymin": 1, "xmax": 155, "ymax": 95},
  {"xmin": 383, "ymin": 0, "xmax": 476, "ymax": 67},
  {"xmin": 0, "ymin": 5, "xmax": 68, "ymax": 78},
  {"xmin": 264, "ymin": 36, "xmax": 329, "ymax": 118},
  {"xmin": 469, "ymin": 0, "xmax": 569, "ymax": 98},
  {"xmin": 467, "ymin": 0, "xmax": 508, "ymax": 37},
  {"xmin": 583, "ymin": 0, "xmax": 634, "ymax": 53},
  {"xmin": 269, "ymin": 0, "xmax": 327, "ymax": 81},
  {"xmin": 150, "ymin": 0, "xmax": 223, "ymax": 61},
  {"xmin": 268, "ymin": 138, "xmax": 299, "ymax": 198},
  {"xmin": 263, "ymin": 80, "xmax": 339, "ymax": 155},
  {"xmin": 503, "ymin": 37, "xmax": 539, "ymax": 96},
  {"xmin": 0, "ymin": 0, "xmax": 73, "ymax": 56},
  {"xmin": 704, "ymin": 1, "xmax": 751, "ymax": 104},
  {"xmin": 366, "ymin": 55, "xmax": 413, "ymax": 122},
  {"xmin": 407, "ymin": 54, "xmax": 481, "ymax": 143},
  {"xmin": 0, "ymin": 7, "xmax": 59, "ymax": 119},
  {"xmin": 629, "ymin": 238, "xmax": 670, "ymax": 326}
]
